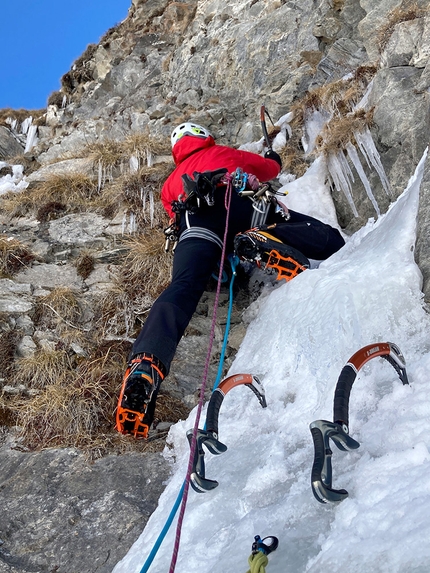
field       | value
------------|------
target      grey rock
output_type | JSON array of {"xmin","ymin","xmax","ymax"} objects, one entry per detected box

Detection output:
[
  {"xmin": 16, "ymin": 335, "xmax": 37, "ymax": 358},
  {"xmin": 317, "ymin": 37, "xmax": 368, "ymax": 80},
  {"xmin": 48, "ymin": 213, "xmax": 114, "ymax": 246},
  {"xmin": 2, "ymin": 0, "xmax": 430, "ymax": 569},
  {"xmin": 416, "ymin": 152, "xmax": 430, "ymax": 302},
  {"xmin": 26, "ymin": 158, "xmax": 95, "ymax": 182},
  {"xmin": 380, "ymin": 18, "xmax": 426, "ymax": 68},
  {"xmin": 0, "ymin": 126, "xmax": 25, "ymax": 160},
  {"xmin": 14, "ymin": 262, "xmax": 84, "ymax": 292},
  {"xmin": 0, "ymin": 441, "xmax": 169, "ymax": 573}
]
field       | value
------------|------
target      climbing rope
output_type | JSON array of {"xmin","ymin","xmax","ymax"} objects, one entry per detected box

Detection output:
[
  {"xmin": 138, "ymin": 248, "xmax": 238, "ymax": 573},
  {"xmin": 168, "ymin": 178, "xmax": 234, "ymax": 572},
  {"xmin": 247, "ymin": 551, "xmax": 269, "ymax": 573}
]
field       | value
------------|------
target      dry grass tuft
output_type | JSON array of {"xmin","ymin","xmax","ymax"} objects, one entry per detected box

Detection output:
[
  {"xmin": 119, "ymin": 232, "xmax": 172, "ymax": 299},
  {"xmin": 75, "ymin": 251, "xmax": 95, "ymax": 279},
  {"xmin": 85, "ymin": 133, "xmax": 170, "ymax": 173},
  {"xmin": 0, "ymin": 330, "xmax": 21, "ymax": 381},
  {"xmin": 36, "ymin": 201, "xmax": 68, "ymax": 222},
  {"xmin": 122, "ymin": 132, "xmax": 171, "ymax": 159},
  {"xmin": 154, "ymin": 393, "xmax": 191, "ymax": 428},
  {"xmin": 37, "ymin": 173, "xmax": 99, "ymax": 204},
  {"xmin": 86, "ymin": 139, "xmax": 125, "ymax": 170},
  {"xmin": 1, "ymin": 173, "xmax": 100, "ymax": 220},
  {"xmin": 15, "ymin": 349, "xmax": 72, "ymax": 390},
  {"xmin": 95, "ymin": 232, "xmax": 171, "ymax": 339},
  {"xmin": 5, "ymin": 341, "xmax": 130, "ymax": 451},
  {"xmin": 277, "ymin": 118, "xmax": 311, "ymax": 178},
  {"xmin": 291, "ymin": 67, "xmax": 377, "ymax": 124},
  {"xmin": 6, "ymin": 154, "xmax": 41, "ymax": 176},
  {"xmin": 278, "ymin": 65, "xmax": 378, "ymax": 176},
  {"xmin": 377, "ymin": 2, "xmax": 428, "ymax": 51},
  {"xmin": 33, "ymin": 287, "xmax": 83, "ymax": 332},
  {"xmin": 0, "ymin": 108, "xmax": 46, "ymax": 128},
  {"xmin": 315, "ymin": 108, "xmax": 374, "ymax": 156},
  {"xmin": 0, "ymin": 236, "xmax": 36, "ymax": 277}
]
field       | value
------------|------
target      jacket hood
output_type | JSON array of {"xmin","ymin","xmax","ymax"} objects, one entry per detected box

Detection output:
[{"xmin": 172, "ymin": 135, "xmax": 216, "ymax": 165}]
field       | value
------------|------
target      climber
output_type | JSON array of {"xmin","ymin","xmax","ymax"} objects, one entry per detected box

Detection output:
[{"xmin": 116, "ymin": 122, "xmax": 345, "ymax": 438}]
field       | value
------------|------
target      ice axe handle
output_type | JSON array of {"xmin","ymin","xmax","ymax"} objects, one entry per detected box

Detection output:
[{"xmin": 260, "ymin": 105, "xmax": 272, "ymax": 151}]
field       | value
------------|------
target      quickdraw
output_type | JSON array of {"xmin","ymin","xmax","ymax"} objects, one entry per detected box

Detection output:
[
  {"xmin": 309, "ymin": 342, "xmax": 409, "ymax": 504},
  {"xmin": 186, "ymin": 373, "xmax": 267, "ymax": 493}
]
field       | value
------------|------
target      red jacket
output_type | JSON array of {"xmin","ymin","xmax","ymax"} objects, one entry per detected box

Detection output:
[{"xmin": 161, "ymin": 135, "xmax": 281, "ymax": 218}]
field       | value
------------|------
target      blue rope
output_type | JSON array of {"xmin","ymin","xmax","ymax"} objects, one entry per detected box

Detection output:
[
  {"xmin": 138, "ymin": 255, "xmax": 239, "ymax": 573},
  {"xmin": 212, "ymin": 254, "xmax": 239, "ymax": 394}
]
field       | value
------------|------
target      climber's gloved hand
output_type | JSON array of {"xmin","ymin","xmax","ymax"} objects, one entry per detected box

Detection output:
[{"xmin": 264, "ymin": 149, "xmax": 282, "ymax": 168}]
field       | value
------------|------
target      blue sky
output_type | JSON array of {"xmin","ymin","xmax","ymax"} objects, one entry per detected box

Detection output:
[{"xmin": 0, "ymin": 0, "xmax": 131, "ymax": 110}]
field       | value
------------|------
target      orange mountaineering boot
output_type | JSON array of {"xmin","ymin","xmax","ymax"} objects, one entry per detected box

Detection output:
[
  {"xmin": 234, "ymin": 226, "xmax": 310, "ymax": 281},
  {"xmin": 116, "ymin": 353, "xmax": 165, "ymax": 439}
]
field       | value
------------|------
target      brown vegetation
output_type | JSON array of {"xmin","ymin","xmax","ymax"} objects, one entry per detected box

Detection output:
[
  {"xmin": 0, "ymin": 236, "xmax": 36, "ymax": 277},
  {"xmin": 275, "ymin": 64, "xmax": 378, "ymax": 176},
  {"xmin": 0, "ymin": 108, "xmax": 46, "ymax": 128},
  {"xmin": 1, "ymin": 330, "xmax": 189, "ymax": 454},
  {"xmin": 315, "ymin": 108, "xmax": 374, "ymax": 156},
  {"xmin": 0, "ymin": 130, "xmax": 181, "ymax": 455},
  {"xmin": 377, "ymin": 3, "xmax": 429, "ymax": 51}
]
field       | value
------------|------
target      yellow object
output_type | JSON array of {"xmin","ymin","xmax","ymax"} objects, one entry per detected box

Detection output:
[{"xmin": 246, "ymin": 551, "xmax": 269, "ymax": 573}]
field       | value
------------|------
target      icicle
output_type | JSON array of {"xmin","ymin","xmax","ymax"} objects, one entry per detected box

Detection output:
[
  {"xmin": 346, "ymin": 142, "xmax": 380, "ymax": 217},
  {"xmin": 149, "ymin": 189, "xmax": 154, "ymax": 227},
  {"xmin": 141, "ymin": 187, "xmax": 146, "ymax": 220},
  {"xmin": 62, "ymin": 95, "xmax": 67, "ymax": 108},
  {"xmin": 21, "ymin": 117, "xmax": 32, "ymax": 135},
  {"xmin": 353, "ymin": 79, "xmax": 374, "ymax": 111},
  {"xmin": 129, "ymin": 212, "xmax": 136, "ymax": 233},
  {"xmin": 130, "ymin": 155, "xmax": 139, "ymax": 173},
  {"xmin": 121, "ymin": 212, "xmax": 127, "ymax": 235},
  {"xmin": 24, "ymin": 124, "xmax": 38, "ymax": 153},
  {"xmin": 302, "ymin": 108, "xmax": 332, "ymax": 155},
  {"xmin": 147, "ymin": 150, "xmax": 153, "ymax": 167},
  {"xmin": 354, "ymin": 128, "xmax": 392, "ymax": 196},
  {"xmin": 106, "ymin": 165, "xmax": 113, "ymax": 185},
  {"xmin": 326, "ymin": 151, "xmax": 359, "ymax": 216},
  {"xmin": 11, "ymin": 165, "xmax": 24, "ymax": 183},
  {"xmin": 98, "ymin": 160, "xmax": 103, "ymax": 191}
]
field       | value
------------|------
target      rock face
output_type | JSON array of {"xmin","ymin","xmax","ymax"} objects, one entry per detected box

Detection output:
[
  {"xmin": 1, "ymin": 0, "xmax": 430, "ymax": 571},
  {"xmin": 0, "ymin": 438, "xmax": 169, "ymax": 573}
]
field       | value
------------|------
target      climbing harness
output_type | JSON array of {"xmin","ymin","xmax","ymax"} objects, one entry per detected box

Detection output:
[
  {"xmin": 309, "ymin": 342, "xmax": 409, "ymax": 504},
  {"xmin": 246, "ymin": 535, "xmax": 279, "ymax": 573},
  {"xmin": 164, "ymin": 168, "xmax": 228, "ymax": 252},
  {"xmin": 164, "ymin": 161, "xmax": 290, "ymax": 252},
  {"xmin": 186, "ymin": 373, "xmax": 267, "ymax": 492}
]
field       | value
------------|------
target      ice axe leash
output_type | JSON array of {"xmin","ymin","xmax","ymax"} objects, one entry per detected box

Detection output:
[{"xmin": 309, "ymin": 342, "xmax": 409, "ymax": 504}]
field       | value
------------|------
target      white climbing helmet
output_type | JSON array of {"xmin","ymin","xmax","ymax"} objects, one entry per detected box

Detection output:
[{"xmin": 170, "ymin": 122, "xmax": 212, "ymax": 148}]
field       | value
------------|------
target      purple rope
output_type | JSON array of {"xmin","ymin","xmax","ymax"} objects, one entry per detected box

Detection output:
[{"xmin": 168, "ymin": 178, "xmax": 233, "ymax": 573}]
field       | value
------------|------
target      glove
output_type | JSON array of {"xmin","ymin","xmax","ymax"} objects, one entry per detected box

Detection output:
[{"xmin": 264, "ymin": 149, "xmax": 282, "ymax": 168}]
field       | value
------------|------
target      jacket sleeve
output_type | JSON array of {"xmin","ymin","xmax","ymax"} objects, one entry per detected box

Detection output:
[{"xmin": 236, "ymin": 149, "xmax": 281, "ymax": 182}]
